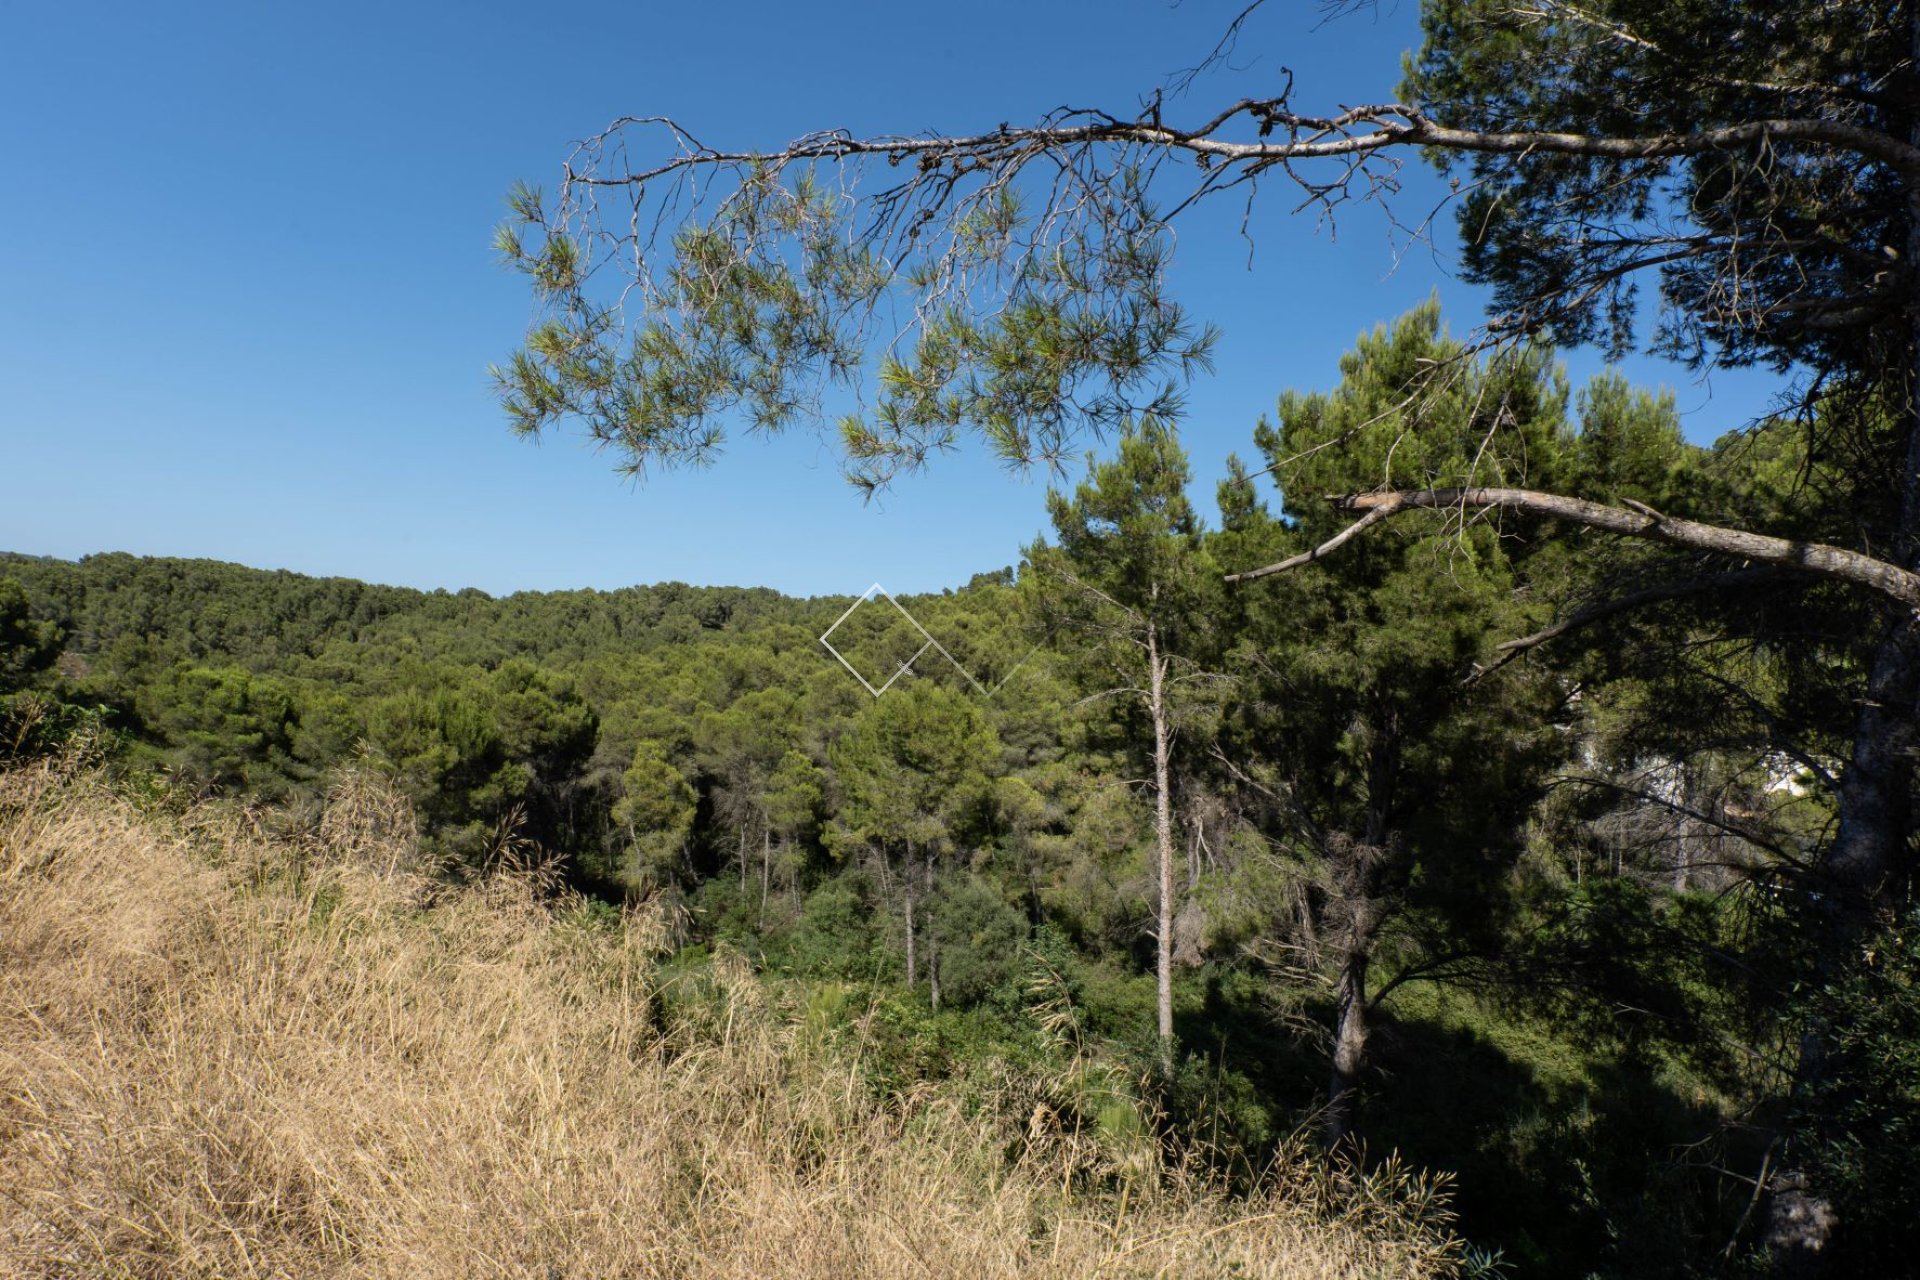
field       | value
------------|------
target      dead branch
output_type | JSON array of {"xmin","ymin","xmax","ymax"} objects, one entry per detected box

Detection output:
[
  {"xmin": 566, "ymin": 107, "xmax": 1920, "ymax": 192},
  {"xmin": 1228, "ymin": 488, "xmax": 1920, "ymax": 610},
  {"xmin": 1466, "ymin": 566, "xmax": 1791, "ymax": 681},
  {"xmin": 1222, "ymin": 504, "xmax": 1396, "ymax": 583}
]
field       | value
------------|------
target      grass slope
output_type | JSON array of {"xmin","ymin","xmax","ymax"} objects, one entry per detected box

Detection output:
[{"xmin": 0, "ymin": 758, "xmax": 1462, "ymax": 1279}]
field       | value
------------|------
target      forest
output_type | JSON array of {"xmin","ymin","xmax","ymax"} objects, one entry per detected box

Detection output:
[
  {"xmin": 9, "ymin": 0, "xmax": 1920, "ymax": 1275},
  {"xmin": 6, "ymin": 300, "xmax": 1913, "ymax": 1275}
]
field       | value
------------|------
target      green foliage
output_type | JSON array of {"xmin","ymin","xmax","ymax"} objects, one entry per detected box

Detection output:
[
  {"xmin": 828, "ymin": 681, "xmax": 997, "ymax": 859},
  {"xmin": 779, "ymin": 872, "xmax": 890, "ymax": 981},
  {"xmin": 0, "ymin": 576, "xmax": 62, "ymax": 694},
  {"xmin": 1792, "ymin": 912, "xmax": 1920, "ymax": 1270},
  {"xmin": 496, "ymin": 166, "xmax": 1218, "ymax": 493},
  {"xmin": 0, "ymin": 575, "xmax": 75, "ymax": 756},
  {"xmin": 1407, "ymin": 0, "xmax": 1900, "ymax": 377},
  {"xmin": 928, "ymin": 874, "xmax": 1028, "ymax": 1009},
  {"xmin": 610, "ymin": 742, "xmax": 696, "ymax": 890},
  {"xmin": 137, "ymin": 665, "xmax": 298, "ymax": 792},
  {"xmin": 765, "ymin": 748, "xmax": 823, "ymax": 842},
  {"xmin": 1217, "ymin": 302, "xmax": 1574, "ymax": 967},
  {"xmin": 1027, "ymin": 416, "xmax": 1223, "ymax": 691},
  {"xmin": 1373, "ymin": 984, "xmax": 1737, "ymax": 1278}
]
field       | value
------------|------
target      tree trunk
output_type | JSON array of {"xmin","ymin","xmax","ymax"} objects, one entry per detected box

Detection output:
[
  {"xmin": 1326, "ymin": 724, "xmax": 1397, "ymax": 1154},
  {"xmin": 1148, "ymin": 624, "xmax": 1177, "ymax": 1076},
  {"xmin": 1827, "ymin": 225, "xmax": 1920, "ymax": 910},
  {"xmin": 1828, "ymin": 615, "xmax": 1920, "ymax": 906},
  {"xmin": 903, "ymin": 844, "xmax": 917, "ymax": 989},
  {"xmin": 1187, "ymin": 812, "xmax": 1203, "ymax": 893},
  {"xmin": 1767, "ymin": 40, "xmax": 1920, "ymax": 1269},
  {"xmin": 1325, "ymin": 933, "xmax": 1371, "ymax": 1153},
  {"xmin": 760, "ymin": 825, "xmax": 772, "ymax": 924},
  {"xmin": 926, "ymin": 847, "xmax": 941, "ymax": 1012}
]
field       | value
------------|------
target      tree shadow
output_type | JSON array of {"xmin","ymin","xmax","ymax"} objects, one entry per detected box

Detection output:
[{"xmin": 1368, "ymin": 1008, "xmax": 1739, "ymax": 1278}]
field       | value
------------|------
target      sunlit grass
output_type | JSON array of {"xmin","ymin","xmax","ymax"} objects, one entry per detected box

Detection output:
[{"xmin": 0, "ymin": 755, "xmax": 1462, "ymax": 1277}]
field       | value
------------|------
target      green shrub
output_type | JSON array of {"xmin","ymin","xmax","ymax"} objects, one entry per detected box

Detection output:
[
  {"xmin": 780, "ymin": 872, "xmax": 890, "ymax": 981},
  {"xmin": 930, "ymin": 873, "xmax": 1027, "ymax": 1009}
]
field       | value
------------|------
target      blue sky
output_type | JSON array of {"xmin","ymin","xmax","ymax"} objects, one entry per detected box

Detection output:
[{"xmin": 0, "ymin": 1, "xmax": 1786, "ymax": 598}]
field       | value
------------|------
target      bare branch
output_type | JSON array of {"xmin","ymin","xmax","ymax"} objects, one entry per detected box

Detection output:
[
  {"xmin": 1229, "ymin": 488, "xmax": 1920, "ymax": 609},
  {"xmin": 563, "ymin": 104, "xmax": 1920, "ymax": 193},
  {"xmin": 1548, "ymin": 773, "xmax": 1799, "ymax": 864},
  {"xmin": 1222, "ymin": 504, "xmax": 1395, "ymax": 583},
  {"xmin": 1466, "ymin": 567, "xmax": 1790, "ymax": 682}
]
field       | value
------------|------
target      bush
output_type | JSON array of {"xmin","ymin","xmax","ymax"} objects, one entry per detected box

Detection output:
[
  {"xmin": 779, "ymin": 870, "xmax": 891, "ymax": 981},
  {"xmin": 930, "ymin": 872, "xmax": 1027, "ymax": 1008},
  {"xmin": 1793, "ymin": 911, "xmax": 1920, "ymax": 1270}
]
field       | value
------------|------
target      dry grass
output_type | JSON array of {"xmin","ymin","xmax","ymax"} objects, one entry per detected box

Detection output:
[{"xmin": 0, "ymin": 756, "xmax": 1462, "ymax": 1279}]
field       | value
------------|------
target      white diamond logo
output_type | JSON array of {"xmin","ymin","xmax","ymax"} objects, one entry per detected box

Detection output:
[{"xmin": 819, "ymin": 582, "xmax": 1038, "ymax": 699}]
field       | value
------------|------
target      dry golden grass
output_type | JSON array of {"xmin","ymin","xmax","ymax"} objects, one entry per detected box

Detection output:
[{"xmin": 0, "ymin": 756, "xmax": 1462, "ymax": 1279}]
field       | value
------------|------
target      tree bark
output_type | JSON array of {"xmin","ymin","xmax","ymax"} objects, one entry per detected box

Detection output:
[
  {"xmin": 903, "ymin": 843, "xmax": 917, "ymax": 989},
  {"xmin": 1148, "ymin": 623, "xmax": 1177, "ymax": 1075},
  {"xmin": 1327, "ymin": 722, "xmax": 1397, "ymax": 1153},
  {"xmin": 926, "ymin": 847, "xmax": 941, "ymax": 1012},
  {"xmin": 560, "ymin": 107, "xmax": 1920, "ymax": 209},
  {"xmin": 760, "ymin": 825, "xmax": 772, "ymax": 925},
  {"xmin": 1325, "ymin": 932, "xmax": 1371, "ymax": 1154},
  {"xmin": 1828, "ymin": 615, "xmax": 1920, "ymax": 906},
  {"xmin": 1229, "ymin": 489, "xmax": 1920, "ymax": 610},
  {"xmin": 1827, "ymin": 139, "xmax": 1920, "ymax": 909}
]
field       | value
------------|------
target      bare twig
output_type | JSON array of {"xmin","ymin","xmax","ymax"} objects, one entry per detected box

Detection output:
[{"xmin": 1222, "ymin": 505, "xmax": 1396, "ymax": 583}]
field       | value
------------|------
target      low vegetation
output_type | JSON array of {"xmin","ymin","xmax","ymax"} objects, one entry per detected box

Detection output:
[{"xmin": 0, "ymin": 754, "xmax": 1464, "ymax": 1278}]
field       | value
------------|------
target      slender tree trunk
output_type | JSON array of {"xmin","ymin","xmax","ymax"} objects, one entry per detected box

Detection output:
[
  {"xmin": 1325, "ymin": 855, "xmax": 1380, "ymax": 1154},
  {"xmin": 1148, "ymin": 624, "xmax": 1177, "ymax": 1075},
  {"xmin": 1188, "ymin": 811, "xmax": 1203, "ymax": 893},
  {"xmin": 760, "ymin": 825, "xmax": 772, "ymax": 924},
  {"xmin": 925, "ymin": 847, "xmax": 941, "ymax": 1012},
  {"xmin": 902, "ymin": 844, "xmax": 918, "ymax": 989},
  {"xmin": 1326, "ymin": 724, "xmax": 1397, "ymax": 1154},
  {"xmin": 904, "ymin": 887, "xmax": 917, "ymax": 987}
]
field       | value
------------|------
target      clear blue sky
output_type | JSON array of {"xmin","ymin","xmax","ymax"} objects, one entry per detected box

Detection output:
[{"xmin": 0, "ymin": 1, "xmax": 1784, "ymax": 598}]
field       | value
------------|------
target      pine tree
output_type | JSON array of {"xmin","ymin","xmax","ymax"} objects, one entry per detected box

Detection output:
[{"xmin": 1027, "ymin": 419, "xmax": 1222, "ymax": 1072}]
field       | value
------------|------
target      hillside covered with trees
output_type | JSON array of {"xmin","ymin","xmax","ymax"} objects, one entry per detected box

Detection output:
[
  {"xmin": 8, "ymin": 303, "xmax": 1910, "ymax": 1274},
  {"xmin": 10, "ymin": 0, "xmax": 1920, "ymax": 1273}
]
